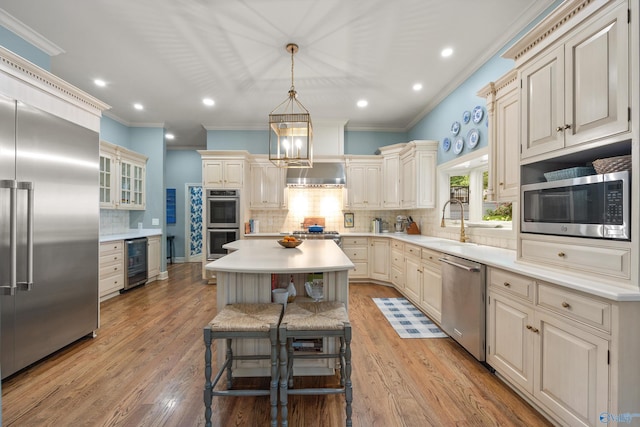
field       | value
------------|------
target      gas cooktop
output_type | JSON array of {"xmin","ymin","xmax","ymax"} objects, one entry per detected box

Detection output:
[{"xmin": 292, "ymin": 230, "xmax": 339, "ymax": 236}]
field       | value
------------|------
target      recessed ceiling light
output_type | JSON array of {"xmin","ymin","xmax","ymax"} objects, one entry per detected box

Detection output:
[
  {"xmin": 441, "ymin": 47, "xmax": 453, "ymax": 58},
  {"xmin": 133, "ymin": 103, "xmax": 144, "ymax": 110},
  {"xmin": 357, "ymin": 99, "xmax": 368, "ymax": 108},
  {"xmin": 94, "ymin": 79, "xmax": 106, "ymax": 87},
  {"xmin": 165, "ymin": 133, "xmax": 175, "ymax": 140},
  {"xmin": 412, "ymin": 83, "xmax": 423, "ymax": 91},
  {"xmin": 202, "ymin": 98, "xmax": 215, "ymax": 106}
]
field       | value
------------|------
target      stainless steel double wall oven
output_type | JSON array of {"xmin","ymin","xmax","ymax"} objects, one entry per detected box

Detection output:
[{"xmin": 206, "ymin": 189, "xmax": 240, "ymax": 260}]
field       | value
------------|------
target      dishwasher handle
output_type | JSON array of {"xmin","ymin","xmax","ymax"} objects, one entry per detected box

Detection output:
[{"xmin": 439, "ymin": 257, "xmax": 481, "ymax": 272}]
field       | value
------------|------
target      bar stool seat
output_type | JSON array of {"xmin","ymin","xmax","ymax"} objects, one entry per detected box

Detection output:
[
  {"xmin": 278, "ymin": 301, "xmax": 353, "ymax": 427},
  {"xmin": 204, "ymin": 303, "xmax": 283, "ymax": 427}
]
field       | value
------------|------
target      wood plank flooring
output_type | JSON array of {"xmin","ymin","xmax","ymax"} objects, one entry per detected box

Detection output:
[{"xmin": 2, "ymin": 263, "xmax": 552, "ymax": 426}]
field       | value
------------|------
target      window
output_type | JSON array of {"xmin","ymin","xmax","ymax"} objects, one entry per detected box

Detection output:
[{"xmin": 438, "ymin": 148, "xmax": 512, "ymax": 227}]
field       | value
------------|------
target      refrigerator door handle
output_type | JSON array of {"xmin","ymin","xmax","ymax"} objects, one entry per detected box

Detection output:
[
  {"xmin": 1, "ymin": 179, "xmax": 18, "ymax": 295},
  {"xmin": 17, "ymin": 181, "xmax": 34, "ymax": 291}
]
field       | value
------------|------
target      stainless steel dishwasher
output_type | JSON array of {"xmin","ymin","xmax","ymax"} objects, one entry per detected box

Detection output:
[{"xmin": 439, "ymin": 254, "xmax": 486, "ymax": 361}]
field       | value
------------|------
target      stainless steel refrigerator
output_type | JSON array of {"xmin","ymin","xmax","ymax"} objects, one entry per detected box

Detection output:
[{"xmin": 0, "ymin": 93, "xmax": 99, "ymax": 379}]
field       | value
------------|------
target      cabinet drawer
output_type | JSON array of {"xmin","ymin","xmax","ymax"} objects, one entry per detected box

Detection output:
[
  {"xmin": 344, "ymin": 246, "xmax": 368, "ymax": 261},
  {"xmin": 391, "ymin": 240, "xmax": 404, "ymax": 251},
  {"xmin": 100, "ymin": 261, "xmax": 124, "ymax": 279},
  {"xmin": 100, "ymin": 273, "xmax": 124, "ymax": 296},
  {"xmin": 350, "ymin": 261, "xmax": 368, "ymax": 278},
  {"xmin": 404, "ymin": 243, "xmax": 421, "ymax": 258},
  {"xmin": 342, "ymin": 237, "xmax": 368, "ymax": 246},
  {"xmin": 421, "ymin": 248, "xmax": 441, "ymax": 268},
  {"xmin": 521, "ymin": 239, "xmax": 630, "ymax": 279},
  {"xmin": 100, "ymin": 241, "xmax": 123, "ymax": 255},
  {"xmin": 391, "ymin": 249, "xmax": 404, "ymax": 269},
  {"xmin": 488, "ymin": 268, "xmax": 533, "ymax": 301},
  {"xmin": 537, "ymin": 283, "xmax": 611, "ymax": 332},
  {"xmin": 100, "ymin": 251, "xmax": 123, "ymax": 267},
  {"xmin": 391, "ymin": 265, "xmax": 404, "ymax": 288}
]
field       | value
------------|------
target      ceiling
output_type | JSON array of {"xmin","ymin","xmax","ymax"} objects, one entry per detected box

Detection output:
[{"xmin": 0, "ymin": 0, "xmax": 553, "ymax": 149}]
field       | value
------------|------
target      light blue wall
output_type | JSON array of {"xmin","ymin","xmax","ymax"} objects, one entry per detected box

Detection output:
[
  {"xmin": 100, "ymin": 116, "xmax": 132, "ymax": 148},
  {"xmin": 166, "ymin": 150, "xmax": 203, "ymax": 258},
  {"xmin": 0, "ymin": 27, "xmax": 50, "ymax": 70},
  {"xmin": 207, "ymin": 130, "xmax": 268, "ymax": 153},
  {"xmin": 344, "ymin": 130, "xmax": 408, "ymax": 155}
]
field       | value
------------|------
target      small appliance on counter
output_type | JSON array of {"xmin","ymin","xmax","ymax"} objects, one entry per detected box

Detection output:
[{"xmin": 394, "ymin": 215, "xmax": 407, "ymax": 233}]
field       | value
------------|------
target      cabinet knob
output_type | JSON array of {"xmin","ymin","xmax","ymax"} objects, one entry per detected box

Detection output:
[
  {"xmin": 561, "ymin": 302, "xmax": 571, "ymax": 309},
  {"xmin": 556, "ymin": 126, "xmax": 564, "ymax": 132},
  {"xmin": 557, "ymin": 252, "xmax": 565, "ymax": 258},
  {"xmin": 564, "ymin": 124, "xmax": 572, "ymax": 130},
  {"xmin": 499, "ymin": 182, "xmax": 504, "ymax": 186},
  {"xmin": 503, "ymin": 282, "xmax": 511, "ymax": 287}
]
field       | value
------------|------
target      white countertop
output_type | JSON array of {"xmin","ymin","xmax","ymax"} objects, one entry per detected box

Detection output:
[
  {"xmin": 99, "ymin": 229, "xmax": 163, "ymax": 243},
  {"xmin": 206, "ymin": 239, "xmax": 355, "ymax": 274},
  {"xmin": 246, "ymin": 232, "xmax": 640, "ymax": 301}
]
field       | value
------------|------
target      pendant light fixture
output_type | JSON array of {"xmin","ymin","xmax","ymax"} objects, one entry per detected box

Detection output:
[{"xmin": 269, "ymin": 43, "xmax": 313, "ymax": 168}]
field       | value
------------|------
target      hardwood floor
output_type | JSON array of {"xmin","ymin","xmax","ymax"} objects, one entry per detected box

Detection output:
[{"xmin": 2, "ymin": 263, "xmax": 552, "ymax": 426}]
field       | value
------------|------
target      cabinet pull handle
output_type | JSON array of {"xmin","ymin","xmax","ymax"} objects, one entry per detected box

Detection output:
[
  {"xmin": 556, "ymin": 126, "xmax": 564, "ymax": 132},
  {"xmin": 561, "ymin": 302, "xmax": 570, "ymax": 308},
  {"xmin": 526, "ymin": 324, "xmax": 532, "ymax": 330},
  {"xmin": 503, "ymin": 282, "xmax": 511, "ymax": 287},
  {"xmin": 557, "ymin": 252, "xmax": 565, "ymax": 258},
  {"xmin": 564, "ymin": 124, "xmax": 572, "ymax": 130},
  {"xmin": 499, "ymin": 182, "xmax": 504, "ymax": 186},
  {"xmin": 526, "ymin": 325, "xmax": 539, "ymax": 333}
]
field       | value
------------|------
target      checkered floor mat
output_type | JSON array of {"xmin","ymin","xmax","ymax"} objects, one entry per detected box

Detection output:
[{"xmin": 372, "ymin": 297, "xmax": 448, "ymax": 339}]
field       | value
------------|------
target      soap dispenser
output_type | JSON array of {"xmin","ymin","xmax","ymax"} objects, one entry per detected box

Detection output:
[{"xmin": 287, "ymin": 275, "xmax": 297, "ymax": 303}]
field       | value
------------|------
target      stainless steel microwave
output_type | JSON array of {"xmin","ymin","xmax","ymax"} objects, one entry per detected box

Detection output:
[{"xmin": 521, "ymin": 170, "xmax": 630, "ymax": 240}]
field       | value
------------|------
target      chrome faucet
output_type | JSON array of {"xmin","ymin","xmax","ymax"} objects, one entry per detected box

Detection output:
[{"xmin": 441, "ymin": 198, "xmax": 469, "ymax": 243}]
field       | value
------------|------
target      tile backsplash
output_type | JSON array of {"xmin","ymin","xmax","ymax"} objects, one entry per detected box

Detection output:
[{"xmin": 100, "ymin": 209, "xmax": 130, "ymax": 235}]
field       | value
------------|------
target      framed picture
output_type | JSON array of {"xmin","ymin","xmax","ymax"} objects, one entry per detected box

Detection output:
[{"xmin": 344, "ymin": 212, "xmax": 354, "ymax": 228}]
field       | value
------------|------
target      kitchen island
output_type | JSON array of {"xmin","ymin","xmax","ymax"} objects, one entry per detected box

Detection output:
[{"xmin": 205, "ymin": 239, "xmax": 354, "ymax": 376}]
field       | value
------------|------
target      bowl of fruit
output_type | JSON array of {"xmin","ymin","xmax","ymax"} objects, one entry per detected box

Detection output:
[{"xmin": 277, "ymin": 235, "xmax": 302, "ymax": 248}]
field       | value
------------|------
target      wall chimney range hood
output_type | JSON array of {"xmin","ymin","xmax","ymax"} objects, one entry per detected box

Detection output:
[{"xmin": 286, "ymin": 162, "xmax": 346, "ymax": 187}]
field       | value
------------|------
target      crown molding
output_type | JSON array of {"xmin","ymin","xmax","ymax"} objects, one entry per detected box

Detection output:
[{"xmin": 0, "ymin": 9, "xmax": 65, "ymax": 56}]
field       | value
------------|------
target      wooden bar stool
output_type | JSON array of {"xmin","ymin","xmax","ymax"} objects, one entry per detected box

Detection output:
[
  {"xmin": 278, "ymin": 301, "xmax": 353, "ymax": 427},
  {"xmin": 203, "ymin": 303, "xmax": 284, "ymax": 427}
]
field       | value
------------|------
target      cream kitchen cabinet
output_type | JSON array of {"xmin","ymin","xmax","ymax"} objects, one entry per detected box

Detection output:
[
  {"xmin": 379, "ymin": 144, "xmax": 403, "ymax": 209},
  {"xmin": 478, "ymin": 70, "xmax": 520, "ymax": 201},
  {"xmin": 390, "ymin": 241, "xmax": 404, "ymax": 289},
  {"xmin": 399, "ymin": 140, "xmax": 437, "ymax": 209},
  {"xmin": 99, "ymin": 141, "xmax": 117, "ymax": 209},
  {"xmin": 99, "ymin": 240, "xmax": 124, "ymax": 299},
  {"xmin": 100, "ymin": 141, "xmax": 147, "ymax": 210},
  {"xmin": 487, "ymin": 267, "xmax": 610, "ymax": 427},
  {"xmin": 249, "ymin": 159, "xmax": 286, "ymax": 209},
  {"xmin": 203, "ymin": 159, "xmax": 244, "ymax": 188},
  {"xmin": 403, "ymin": 243, "xmax": 422, "ymax": 304},
  {"xmin": 515, "ymin": 1, "xmax": 629, "ymax": 160},
  {"xmin": 419, "ymin": 248, "xmax": 442, "ymax": 323},
  {"xmin": 369, "ymin": 238, "xmax": 389, "ymax": 281},
  {"xmin": 341, "ymin": 237, "xmax": 368, "ymax": 279},
  {"xmin": 147, "ymin": 235, "xmax": 161, "ymax": 281},
  {"xmin": 346, "ymin": 158, "xmax": 382, "ymax": 209}
]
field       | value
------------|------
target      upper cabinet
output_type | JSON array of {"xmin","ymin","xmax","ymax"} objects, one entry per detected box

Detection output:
[
  {"xmin": 249, "ymin": 157, "xmax": 286, "ymax": 209},
  {"xmin": 478, "ymin": 70, "xmax": 520, "ymax": 202},
  {"xmin": 509, "ymin": 1, "xmax": 630, "ymax": 160},
  {"xmin": 100, "ymin": 141, "xmax": 148, "ymax": 210},
  {"xmin": 345, "ymin": 157, "xmax": 382, "ymax": 209},
  {"xmin": 400, "ymin": 140, "xmax": 438, "ymax": 209},
  {"xmin": 379, "ymin": 144, "xmax": 404, "ymax": 209},
  {"xmin": 203, "ymin": 158, "xmax": 244, "ymax": 188}
]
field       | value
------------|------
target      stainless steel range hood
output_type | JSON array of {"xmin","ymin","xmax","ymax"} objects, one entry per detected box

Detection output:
[{"xmin": 286, "ymin": 162, "xmax": 346, "ymax": 187}]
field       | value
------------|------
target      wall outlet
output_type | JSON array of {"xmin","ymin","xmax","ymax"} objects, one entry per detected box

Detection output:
[{"xmin": 152, "ymin": 218, "xmax": 159, "ymax": 226}]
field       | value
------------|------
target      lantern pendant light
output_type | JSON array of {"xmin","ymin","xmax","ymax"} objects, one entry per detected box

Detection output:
[{"xmin": 268, "ymin": 43, "xmax": 313, "ymax": 168}]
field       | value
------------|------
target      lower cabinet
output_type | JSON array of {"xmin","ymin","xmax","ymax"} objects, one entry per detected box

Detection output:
[
  {"xmin": 369, "ymin": 238, "xmax": 389, "ymax": 281},
  {"xmin": 342, "ymin": 237, "xmax": 368, "ymax": 279},
  {"xmin": 419, "ymin": 248, "xmax": 442, "ymax": 323},
  {"xmin": 403, "ymin": 243, "xmax": 422, "ymax": 304},
  {"xmin": 390, "ymin": 244, "xmax": 404, "ymax": 289},
  {"xmin": 487, "ymin": 267, "xmax": 610, "ymax": 427},
  {"xmin": 99, "ymin": 241, "xmax": 124, "ymax": 299},
  {"xmin": 147, "ymin": 235, "xmax": 161, "ymax": 281}
]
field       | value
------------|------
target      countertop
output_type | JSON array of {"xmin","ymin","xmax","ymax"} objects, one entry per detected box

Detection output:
[
  {"xmin": 245, "ymin": 232, "xmax": 640, "ymax": 301},
  {"xmin": 205, "ymin": 239, "xmax": 355, "ymax": 274},
  {"xmin": 99, "ymin": 229, "xmax": 163, "ymax": 243}
]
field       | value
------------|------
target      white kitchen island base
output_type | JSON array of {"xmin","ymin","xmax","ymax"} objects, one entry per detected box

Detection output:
[{"xmin": 207, "ymin": 240, "xmax": 354, "ymax": 377}]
